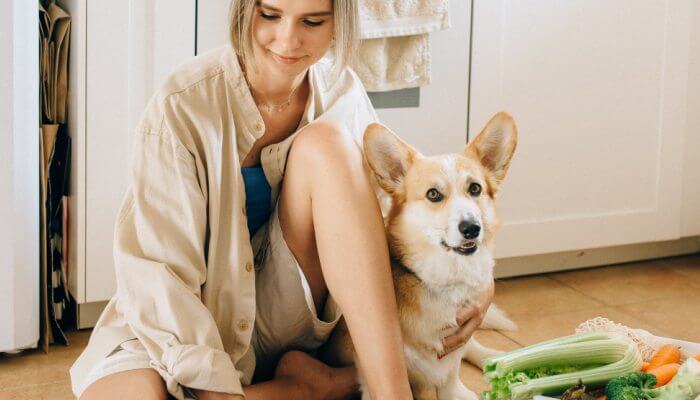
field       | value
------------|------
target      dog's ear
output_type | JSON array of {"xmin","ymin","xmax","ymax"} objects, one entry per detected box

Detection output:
[
  {"xmin": 363, "ymin": 123, "xmax": 420, "ymax": 195},
  {"xmin": 465, "ymin": 112, "xmax": 518, "ymax": 187}
]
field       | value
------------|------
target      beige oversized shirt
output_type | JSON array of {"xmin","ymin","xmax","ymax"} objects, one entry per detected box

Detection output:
[{"xmin": 70, "ymin": 45, "xmax": 378, "ymax": 398}]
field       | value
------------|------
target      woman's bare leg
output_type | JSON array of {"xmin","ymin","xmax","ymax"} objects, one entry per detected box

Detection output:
[
  {"xmin": 79, "ymin": 368, "xmax": 168, "ymax": 400},
  {"xmin": 278, "ymin": 120, "xmax": 412, "ymax": 399},
  {"xmin": 80, "ymin": 352, "xmax": 356, "ymax": 400}
]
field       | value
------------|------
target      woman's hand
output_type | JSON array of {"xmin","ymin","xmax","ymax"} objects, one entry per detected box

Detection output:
[{"xmin": 439, "ymin": 280, "xmax": 495, "ymax": 358}]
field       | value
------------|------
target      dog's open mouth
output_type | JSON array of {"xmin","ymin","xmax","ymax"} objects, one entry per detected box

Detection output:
[{"xmin": 441, "ymin": 240, "xmax": 478, "ymax": 256}]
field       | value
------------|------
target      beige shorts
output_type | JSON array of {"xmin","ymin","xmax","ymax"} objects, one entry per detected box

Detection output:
[{"xmin": 78, "ymin": 205, "xmax": 342, "ymax": 399}]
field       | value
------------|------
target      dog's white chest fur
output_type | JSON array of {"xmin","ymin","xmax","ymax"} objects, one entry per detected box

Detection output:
[
  {"xmin": 397, "ymin": 249, "xmax": 493, "ymax": 386},
  {"xmin": 373, "ymin": 249, "xmax": 494, "ymax": 400}
]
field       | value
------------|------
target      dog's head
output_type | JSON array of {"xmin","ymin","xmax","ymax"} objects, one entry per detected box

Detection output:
[{"xmin": 364, "ymin": 113, "xmax": 517, "ymax": 283}]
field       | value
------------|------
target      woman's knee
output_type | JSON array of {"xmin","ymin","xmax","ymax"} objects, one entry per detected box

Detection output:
[
  {"xmin": 290, "ymin": 120, "xmax": 362, "ymax": 170},
  {"xmin": 79, "ymin": 368, "xmax": 168, "ymax": 400}
]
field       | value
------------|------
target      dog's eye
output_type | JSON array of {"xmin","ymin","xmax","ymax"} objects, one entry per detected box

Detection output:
[
  {"xmin": 468, "ymin": 182, "xmax": 482, "ymax": 197},
  {"xmin": 426, "ymin": 188, "xmax": 443, "ymax": 202}
]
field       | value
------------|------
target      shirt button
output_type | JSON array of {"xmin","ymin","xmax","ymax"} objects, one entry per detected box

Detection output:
[
  {"xmin": 245, "ymin": 261, "xmax": 253, "ymax": 272},
  {"xmin": 253, "ymin": 122, "xmax": 263, "ymax": 133},
  {"xmin": 238, "ymin": 319, "xmax": 250, "ymax": 331}
]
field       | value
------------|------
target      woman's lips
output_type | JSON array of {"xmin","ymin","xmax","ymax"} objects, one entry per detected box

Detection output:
[{"xmin": 270, "ymin": 51, "xmax": 303, "ymax": 65}]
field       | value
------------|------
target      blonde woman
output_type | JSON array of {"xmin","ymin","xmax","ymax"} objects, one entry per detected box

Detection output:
[{"xmin": 70, "ymin": 1, "xmax": 493, "ymax": 399}]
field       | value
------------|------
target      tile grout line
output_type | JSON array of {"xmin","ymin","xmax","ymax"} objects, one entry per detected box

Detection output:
[
  {"xmin": 547, "ymin": 270, "xmax": 700, "ymax": 308},
  {"xmin": 544, "ymin": 274, "xmax": 612, "ymax": 308},
  {"xmin": 0, "ymin": 379, "xmax": 71, "ymax": 392},
  {"xmin": 494, "ymin": 329, "xmax": 524, "ymax": 347}
]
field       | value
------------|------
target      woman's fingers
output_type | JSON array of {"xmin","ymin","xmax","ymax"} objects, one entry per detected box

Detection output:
[
  {"xmin": 441, "ymin": 309, "xmax": 482, "ymax": 356},
  {"xmin": 456, "ymin": 304, "xmax": 473, "ymax": 326},
  {"xmin": 439, "ymin": 282, "xmax": 496, "ymax": 358}
]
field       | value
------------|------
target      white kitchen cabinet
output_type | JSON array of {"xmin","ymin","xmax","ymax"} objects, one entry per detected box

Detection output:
[
  {"xmin": 681, "ymin": 2, "xmax": 700, "ymax": 238},
  {"xmin": 470, "ymin": 0, "xmax": 697, "ymax": 259},
  {"xmin": 63, "ymin": 0, "xmax": 194, "ymax": 309}
]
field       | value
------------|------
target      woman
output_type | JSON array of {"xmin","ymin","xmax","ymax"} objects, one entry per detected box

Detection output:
[{"xmin": 70, "ymin": 1, "xmax": 494, "ymax": 399}]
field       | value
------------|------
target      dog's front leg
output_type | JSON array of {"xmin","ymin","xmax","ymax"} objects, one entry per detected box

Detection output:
[
  {"xmin": 462, "ymin": 336, "xmax": 504, "ymax": 368},
  {"xmin": 435, "ymin": 369, "xmax": 479, "ymax": 400}
]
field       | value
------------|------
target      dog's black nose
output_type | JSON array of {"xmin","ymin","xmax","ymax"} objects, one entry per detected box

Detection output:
[{"xmin": 458, "ymin": 221, "xmax": 481, "ymax": 239}]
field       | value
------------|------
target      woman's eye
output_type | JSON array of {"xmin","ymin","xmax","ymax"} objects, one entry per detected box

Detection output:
[
  {"xmin": 260, "ymin": 12, "xmax": 279, "ymax": 20},
  {"xmin": 426, "ymin": 188, "xmax": 443, "ymax": 202},
  {"xmin": 468, "ymin": 182, "xmax": 482, "ymax": 197},
  {"xmin": 303, "ymin": 19, "xmax": 324, "ymax": 27}
]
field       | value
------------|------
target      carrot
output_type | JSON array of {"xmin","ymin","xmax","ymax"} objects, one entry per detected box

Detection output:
[
  {"xmin": 695, "ymin": 354, "xmax": 700, "ymax": 362},
  {"xmin": 641, "ymin": 361, "xmax": 651, "ymax": 371},
  {"xmin": 648, "ymin": 363, "xmax": 681, "ymax": 387},
  {"xmin": 648, "ymin": 344, "xmax": 681, "ymax": 370},
  {"xmin": 596, "ymin": 396, "xmax": 606, "ymax": 400}
]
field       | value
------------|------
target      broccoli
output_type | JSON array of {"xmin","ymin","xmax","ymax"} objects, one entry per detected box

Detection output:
[
  {"xmin": 605, "ymin": 371, "xmax": 657, "ymax": 400},
  {"xmin": 606, "ymin": 359, "xmax": 700, "ymax": 400}
]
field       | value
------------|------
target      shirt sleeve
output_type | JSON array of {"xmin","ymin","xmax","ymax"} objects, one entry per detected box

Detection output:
[{"xmin": 113, "ymin": 118, "xmax": 244, "ymax": 397}]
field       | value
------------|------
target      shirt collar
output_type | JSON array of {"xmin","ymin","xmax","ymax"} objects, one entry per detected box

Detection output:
[
  {"xmin": 221, "ymin": 46, "xmax": 264, "ymax": 158},
  {"xmin": 297, "ymin": 66, "xmax": 316, "ymax": 129}
]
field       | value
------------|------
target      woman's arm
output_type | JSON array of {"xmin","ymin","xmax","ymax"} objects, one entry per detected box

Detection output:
[{"xmin": 113, "ymin": 127, "xmax": 244, "ymax": 396}]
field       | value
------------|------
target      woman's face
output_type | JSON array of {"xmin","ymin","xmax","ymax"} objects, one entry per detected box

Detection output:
[{"xmin": 251, "ymin": 0, "xmax": 335, "ymax": 78}]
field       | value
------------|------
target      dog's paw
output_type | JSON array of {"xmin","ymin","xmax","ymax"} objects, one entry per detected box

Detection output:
[
  {"xmin": 453, "ymin": 387, "xmax": 480, "ymax": 400},
  {"xmin": 437, "ymin": 383, "xmax": 479, "ymax": 400}
]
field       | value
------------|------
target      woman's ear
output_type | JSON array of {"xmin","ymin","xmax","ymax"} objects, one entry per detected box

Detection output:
[
  {"xmin": 465, "ymin": 112, "xmax": 518, "ymax": 186},
  {"xmin": 363, "ymin": 123, "xmax": 420, "ymax": 195}
]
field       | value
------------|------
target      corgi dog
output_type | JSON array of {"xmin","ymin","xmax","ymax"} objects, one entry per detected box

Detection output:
[{"xmin": 322, "ymin": 112, "xmax": 519, "ymax": 400}]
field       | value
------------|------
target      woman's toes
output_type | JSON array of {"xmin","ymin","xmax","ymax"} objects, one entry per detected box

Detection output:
[{"xmin": 275, "ymin": 350, "xmax": 358, "ymax": 400}]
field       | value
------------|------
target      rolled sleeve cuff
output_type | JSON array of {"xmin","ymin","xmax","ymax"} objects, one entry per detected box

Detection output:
[{"xmin": 150, "ymin": 344, "xmax": 244, "ymax": 399}]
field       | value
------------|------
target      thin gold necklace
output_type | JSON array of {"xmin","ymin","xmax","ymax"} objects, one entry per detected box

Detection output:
[
  {"xmin": 255, "ymin": 82, "xmax": 302, "ymax": 113},
  {"xmin": 240, "ymin": 56, "xmax": 304, "ymax": 113}
]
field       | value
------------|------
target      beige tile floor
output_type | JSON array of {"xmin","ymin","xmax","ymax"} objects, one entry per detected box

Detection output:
[{"xmin": 1, "ymin": 254, "xmax": 698, "ymax": 399}]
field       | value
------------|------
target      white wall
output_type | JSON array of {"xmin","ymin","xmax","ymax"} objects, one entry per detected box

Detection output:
[{"xmin": 0, "ymin": 0, "xmax": 40, "ymax": 352}]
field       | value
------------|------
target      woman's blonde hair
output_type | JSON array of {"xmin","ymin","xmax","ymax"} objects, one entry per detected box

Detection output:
[{"xmin": 229, "ymin": 0, "xmax": 358, "ymax": 81}]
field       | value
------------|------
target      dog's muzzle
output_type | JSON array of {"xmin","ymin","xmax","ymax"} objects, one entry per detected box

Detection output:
[{"xmin": 441, "ymin": 240, "xmax": 478, "ymax": 256}]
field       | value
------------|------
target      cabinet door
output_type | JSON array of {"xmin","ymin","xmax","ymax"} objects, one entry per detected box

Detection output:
[
  {"xmin": 127, "ymin": 0, "xmax": 196, "ymax": 165},
  {"xmin": 196, "ymin": 1, "xmax": 471, "ymax": 155},
  {"xmin": 681, "ymin": 2, "xmax": 700, "ymax": 238},
  {"xmin": 84, "ymin": 0, "xmax": 130, "ymax": 302},
  {"xmin": 375, "ymin": 0, "xmax": 471, "ymax": 155},
  {"xmin": 83, "ymin": 0, "xmax": 195, "ymax": 302},
  {"xmin": 470, "ymin": 0, "xmax": 692, "ymax": 258}
]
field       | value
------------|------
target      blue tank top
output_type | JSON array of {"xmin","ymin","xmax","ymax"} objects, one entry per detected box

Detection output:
[{"xmin": 241, "ymin": 165, "xmax": 272, "ymax": 236}]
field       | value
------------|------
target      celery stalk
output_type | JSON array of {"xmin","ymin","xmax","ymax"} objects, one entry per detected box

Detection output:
[{"xmin": 481, "ymin": 332, "xmax": 643, "ymax": 400}]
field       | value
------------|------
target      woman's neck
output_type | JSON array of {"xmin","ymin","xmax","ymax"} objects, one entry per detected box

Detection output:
[{"xmin": 245, "ymin": 62, "xmax": 308, "ymax": 104}]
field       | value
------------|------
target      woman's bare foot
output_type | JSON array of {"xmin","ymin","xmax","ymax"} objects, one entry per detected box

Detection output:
[{"xmin": 274, "ymin": 351, "xmax": 359, "ymax": 400}]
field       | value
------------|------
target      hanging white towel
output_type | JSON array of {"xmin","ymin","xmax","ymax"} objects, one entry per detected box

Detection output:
[
  {"xmin": 352, "ymin": 35, "xmax": 430, "ymax": 92},
  {"xmin": 352, "ymin": 0, "xmax": 450, "ymax": 92},
  {"xmin": 358, "ymin": 0, "xmax": 449, "ymax": 39}
]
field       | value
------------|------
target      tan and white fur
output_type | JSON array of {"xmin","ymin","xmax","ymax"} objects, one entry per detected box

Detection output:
[{"xmin": 322, "ymin": 113, "xmax": 519, "ymax": 400}]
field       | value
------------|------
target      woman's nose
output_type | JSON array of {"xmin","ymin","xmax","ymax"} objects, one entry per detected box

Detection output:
[{"xmin": 276, "ymin": 20, "xmax": 301, "ymax": 52}]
